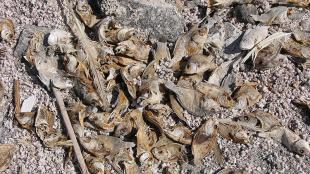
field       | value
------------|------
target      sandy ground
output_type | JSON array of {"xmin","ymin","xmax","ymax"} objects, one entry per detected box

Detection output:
[{"xmin": 0, "ymin": 0, "xmax": 309, "ymax": 174}]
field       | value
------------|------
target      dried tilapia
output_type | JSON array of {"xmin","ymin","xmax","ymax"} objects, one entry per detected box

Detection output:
[
  {"xmin": 47, "ymin": 29, "xmax": 74, "ymax": 54},
  {"xmin": 206, "ymin": 0, "xmax": 248, "ymax": 7},
  {"xmin": 0, "ymin": 18, "xmax": 14, "ymax": 42},
  {"xmin": 88, "ymin": 112, "xmax": 122, "ymax": 132},
  {"xmin": 66, "ymin": 3, "xmax": 110, "ymax": 110},
  {"xmin": 217, "ymin": 122, "xmax": 250, "ymax": 144},
  {"xmin": 232, "ymin": 82, "xmax": 262, "ymax": 110},
  {"xmin": 80, "ymin": 135, "xmax": 135, "ymax": 157},
  {"xmin": 259, "ymin": 126, "xmax": 310, "ymax": 156},
  {"xmin": 152, "ymin": 135, "xmax": 186, "ymax": 163},
  {"xmin": 192, "ymin": 118, "xmax": 222, "ymax": 166},
  {"xmin": 217, "ymin": 168, "xmax": 247, "ymax": 174},
  {"xmin": 98, "ymin": 22, "xmax": 135, "ymax": 44},
  {"xmin": 251, "ymin": 6, "xmax": 289, "ymax": 25},
  {"xmin": 169, "ymin": 94, "xmax": 188, "ymax": 124},
  {"xmin": 15, "ymin": 112, "xmax": 35, "ymax": 130},
  {"xmin": 165, "ymin": 81, "xmax": 219, "ymax": 117},
  {"xmin": 35, "ymin": 106, "xmax": 71, "ymax": 147},
  {"xmin": 138, "ymin": 80, "xmax": 162, "ymax": 106},
  {"xmin": 268, "ymin": 0, "xmax": 310, "ymax": 8},
  {"xmin": 0, "ymin": 144, "xmax": 15, "ymax": 172},
  {"xmin": 133, "ymin": 109, "xmax": 157, "ymax": 165},
  {"xmin": 183, "ymin": 54, "xmax": 217, "ymax": 75},
  {"xmin": 144, "ymin": 109, "xmax": 193, "ymax": 145},
  {"xmin": 293, "ymin": 30, "xmax": 310, "ymax": 46},
  {"xmin": 75, "ymin": 0, "xmax": 100, "ymax": 28},
  {"xmin": 230, "ymin": 111, "xmax": 281, "ymax": 132},
  {"xmin": 84, "ymin": 154, "xmax": 105, "ymax": 174},
  {"xmin": 239, "ymin": 26, "xmax": 269, "ymax": 50},
  {"xmin": 171, "ymin": 26, "xmax": 209, "ymax": 68},
  {"xmin": 153, "ymin": 42, "xmax": 171, "ymax": 62},
  {"xmin": 25, "ymin": 32, "xmax": 73, "ymax": 89},
  {"xmin": 120, "ymin": 63, "xmax": 146, "ymax": 99},
  {"xmin": 195, "ymin": 82, "xmax": 234, "ymax": 108},
  {"xmin": 282, "ymin": 38, "xmax": 310, "ymax": 68},
  {"xmin": 254, "ymin": 42, "xmax": 287, "ymax": 70},
  {"xmin": 115, "ymin": 37, "xmax": 151, "ymax": 62},
  {"xmin": 234, "ymin": 4, "xmax": 258, "ymax": 23}
]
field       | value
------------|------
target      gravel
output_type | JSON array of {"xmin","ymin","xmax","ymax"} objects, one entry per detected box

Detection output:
[{"xmin": 0, "ymin": 0, "xmax": 309, "ymax": 173}]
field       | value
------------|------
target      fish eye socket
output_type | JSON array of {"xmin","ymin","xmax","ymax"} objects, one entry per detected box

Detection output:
[
  {"xmin": 244, "ymin": 116, "xmax": 249, "ymax": 121},
  {"xmin": 300, "ymin": 149, "xmax": 304, "ymax": 154}
]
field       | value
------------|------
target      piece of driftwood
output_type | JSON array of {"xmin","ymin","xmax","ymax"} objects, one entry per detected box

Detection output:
[{"xmin": 52, "ymin": 87, "xmax": 89, "ymax": 174}]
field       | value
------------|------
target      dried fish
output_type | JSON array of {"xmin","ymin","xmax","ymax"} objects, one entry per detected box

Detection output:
[
  {"xmin": 192, "ymin": 118, "xmax": 222, "ymax": 166},
  {"xmin": 145, "ymin": 108, "xmax": 193, "ymax": 145},
  {"xmin": 25, "ymin": 32, "xmax": 73, "ymax": 89},
  {"xmin": 152, "ymin": 135, "xmax": 186, "ymax": 163},
  {"xmin": 0, "ymin": 144, "xmax": 15, "ymax": 172},
  {"xmin": 66, "ymin": 2, "xmax": 110, "ymax": 110},
  {"xmin": 134, "ymin": 109, "xmax": 158, "ymax": 165},
  {"xmin": 207, "ymin": 0, "xmax": 252, "ymax": 7},
  {"xmin": 120, "ymin": 63, "xmax": 146, "ymax": 99},
  {"xmin": 230, "ymin": 111, "xmax": 281, "ymax": 132},
  {"xmin": 171, "ymin": 26, "xmax": 209, "ymax": 67},
  {"xmin": 98, "ymin": 22, "xmax": 135, "ymax": 44},
  {"xmin": 259, "ymin": 126, "xmax": 310, "ymax": 156},
  {"xmin": 73, "ymin": 82, "xmax": 103, "ymax": 107},
  {"xmin": 88, "ymin": 112, "xmax": 122, "ymax": 132},
  {"xmin": 47, "ymin": 29, "xmax": 74, "ymax": 54},
  {"xmin": 165, "ymin": 81, "xmax": 219, "ymax": 117},
  {"xmin": 141, "ymin": 60, "xmax": 157, "ymax": 80},
  {"xmin": 110, "ymin": 89, "xmax": 129, "ymax": 117},
  {"xmin": 239, "ymin": 26, "xmax": 269, "ymax": 50},
  {"xmin": 195, "ymin": 82, "xmax": 234, "ymax": 108},
  {"xmin": 234, "ymin": 4, "xmax": 258, "ymax": 23},
  {"xmin": 0, "ymin": 18, "xmax": 14, "ymax": 42},
  {"xmin": 35, "ymin": 106, "xmax": 72, "ymax": 147},
  {"xmin": 115, "ymin": 37, "xmax": 151, "ymax": 62},
  {"xmin": 282, "ymin": 38, "xmax": 310, "ymax": 68},
  {"xmin": 232, "ymin": 82, "xmax": 262, "ymax": 110},
  {"xmin": 114, "ymin": 112, "xmax": 134, "ymax": 137},
  {"xmin": 267, "ymin": 0, "xmax": 310, "ymax": 8},
  {"xmin": 217, "ymin": 168, "xmax": 247, "ymax": 174},
  {"xmin": 183, "ymin": 54, "xmax": 217, "ymax": 75},
  {"xmin": 293, "ymin": 30, "xmax": 310, "ymax": 46},
  {"xmin": 138, "ymin": 80, "xmax": 162, "ymax": 106},
  {"xmin": 75, "ymin": 0, "xmax": 100, "ymax": 27},
  {"xmin": 251, "ymin": 6, "xmax": 289, "ymax": 25},
  {"xmin": 84, "ymin": 154, "xmax": 105, "ymax": 174},
  {"xmin": 153, "ymin": 42, "xmax": 171, "ymax": 62},
  {"xmin": 217, "ymin": 122, "xmax": 250, "ymax": 144},
  {"xmin": 166, "ymin": 124, "xmax": 193, "ymax": 145},
  {"xmin": 80, "ymin": 135, "xmax": 135, "ymax": 157},
  {"xmin": 254, "ymin": 42, "xmax": 287, "ymax": 70},
  {"xmin": 169, "ymin": 94, "xmax": 188, "ymax": 123}
]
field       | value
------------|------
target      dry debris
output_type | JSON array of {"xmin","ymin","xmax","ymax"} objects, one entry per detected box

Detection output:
[
  {"xmin": 0, "ymin": 144, "xmax": 15, "ymax": 172},
  {"xmin": 0, "ymin": 0, "xmax": 309, "ymax": 173}
]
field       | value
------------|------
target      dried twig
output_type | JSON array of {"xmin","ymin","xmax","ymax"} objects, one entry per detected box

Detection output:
[
  {"xmin": 14, "ymin": 79, "xmax": 21, "ymax": 119},
  {"xmin": 64, "ymin": 0, "xmax": 109, "ymax": 110},
  {"xmin": 52, "ymin": 87, "xmax": 89, "ymax": 174}
]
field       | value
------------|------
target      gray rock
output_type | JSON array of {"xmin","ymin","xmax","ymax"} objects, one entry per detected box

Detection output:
[{"xmin": 100, "ymin": 0, "xmax": 185, "ymax": 42}]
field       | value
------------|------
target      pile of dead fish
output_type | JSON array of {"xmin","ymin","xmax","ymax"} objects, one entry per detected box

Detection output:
[{"xmin": 1, "ymin": 0, "xmax": 310, "ymax": 173}]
